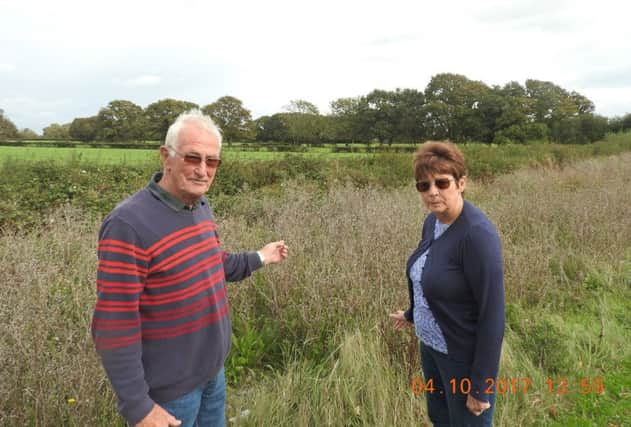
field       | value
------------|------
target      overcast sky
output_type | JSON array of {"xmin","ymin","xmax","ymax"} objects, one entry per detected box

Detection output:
[{"xmin": 1, "ymin": 0, "xmax": 630, "ymax": 133}]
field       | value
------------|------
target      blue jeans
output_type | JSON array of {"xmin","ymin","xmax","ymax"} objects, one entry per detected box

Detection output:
[
  {"xmin": 161, "ymin": 367, "xmax": 226, "ymax": 427},
  {"xmin": 420, "ymin": 343, "xmax": 496, "ymax": 427}
]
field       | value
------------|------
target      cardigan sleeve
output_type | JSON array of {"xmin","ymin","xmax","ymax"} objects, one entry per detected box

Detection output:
[{"xmin": 462, "ymin": 223, "xmax": 505, "ymax": 402}]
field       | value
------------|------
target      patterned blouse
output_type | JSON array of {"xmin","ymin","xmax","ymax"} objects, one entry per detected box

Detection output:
[{"xmin": 411, "ymin": 220, "xmax": 450, "ymax": 354}]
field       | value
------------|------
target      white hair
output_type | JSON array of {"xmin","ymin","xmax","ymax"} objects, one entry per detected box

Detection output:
[{"xmin": 164, "ymin": 109, "xmax": 222, "ymax": 154}]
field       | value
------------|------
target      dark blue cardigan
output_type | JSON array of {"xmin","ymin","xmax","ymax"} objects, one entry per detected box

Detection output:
[{"xmin": 404, "ymin": 200, "xmax": 505, "ymax": 401}]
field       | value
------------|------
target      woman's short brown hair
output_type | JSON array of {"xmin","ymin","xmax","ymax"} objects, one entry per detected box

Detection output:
[{"xmin": 413, "ymin": 140, "xmax": 466, "ymax": 182}]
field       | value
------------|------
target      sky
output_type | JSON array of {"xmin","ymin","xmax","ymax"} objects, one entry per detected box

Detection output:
[{"xmin": 1, "ymin": 0, "xmax": 631, "ymax": 133}]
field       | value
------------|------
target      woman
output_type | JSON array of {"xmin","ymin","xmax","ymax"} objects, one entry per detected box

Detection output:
[{"xmin": 390, "ymin": 141, "xmax": 505, "ymax": 427}]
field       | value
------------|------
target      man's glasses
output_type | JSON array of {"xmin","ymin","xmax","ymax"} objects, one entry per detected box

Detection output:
[
  {"xmin": 171, "ymin": 150, "xmax": 222, "ymax": 168},
  {"xmin": 415, "ymin": 177, "xmax": 455, "ymax": 192}
]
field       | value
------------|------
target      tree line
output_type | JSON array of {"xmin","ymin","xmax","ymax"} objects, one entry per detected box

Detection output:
[{"xmin": 2, "ymin": 73, "xmax": 631, "ymax": 145}]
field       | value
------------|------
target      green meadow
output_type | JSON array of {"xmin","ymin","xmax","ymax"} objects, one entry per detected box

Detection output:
[
  {"xmin": 1, "ymin": 135, "xmax": 630, "ymax": 426},
  {"xmin": 0, "ymin": 144, "xmax": 392, "ymax": 164}
]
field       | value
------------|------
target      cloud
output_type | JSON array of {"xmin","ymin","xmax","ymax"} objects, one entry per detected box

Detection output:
[
  {"xmin": 120, "ymin": 75, "xmax": 162, "ymax": 87},
  {"xmin": 370, "ymin": 34, "xmax": 421, "ymax": 47},
  {"xmin": 0, "ymin": 63, "xmax": 16, "ymax": 72},
  {"xmin": 575, "ymin": 66, "xmax": 631, "ymax": 89},
  {"xmin": 473, "ymin": 0, "xmax": 575, "ymax": 29},
  {"xmin": 0, "ymin": 96, "xmax": 73, "ymax": 132},
  {"xmin": 584, "ymin": 87, "xmax": 631, "ymax": 116},
  {"xmin": 2, "ymin": 0, "xmax": 631, "ymax": 130},
  {"xmin": 0, "ymin": 96, "xmax": 70, "ymax": 108}
]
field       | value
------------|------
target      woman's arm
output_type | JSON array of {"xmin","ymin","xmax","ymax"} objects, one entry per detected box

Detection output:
[{"xmin": 462, "ymin": 222, "xmax": 505, "ymax": 402}]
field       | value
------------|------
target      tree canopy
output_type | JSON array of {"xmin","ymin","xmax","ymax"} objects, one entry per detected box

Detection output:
[
  {"xmin": 284, "ymin": 99, "xmax": 320, "ymax": 115},
  {"xmin": 11, "ymin": 74, "xmax": 624, "ymax": 145},
  {"xmin": 69, "ymin": 117, "xmax": 98, "ymax": 142},
  {"xmin": 202, "ymin": 96, "xmax": 254, "ymax": 143},
  {"xmin": 96, "ymin": 100, "xmax": 144, "ymax": 141},
  {"xmin": 0, "ymin": 109, "xmax": 19, "ymax": 139},
  {"xmin": 43, "ymin": 123, "xmax": 71, "ymax": 139},
  {"xmin": 144, "ymin": 99, "xmax": 199, "ymax": 141}
]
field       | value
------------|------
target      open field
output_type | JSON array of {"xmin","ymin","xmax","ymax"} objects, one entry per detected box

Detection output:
[
  {"xmin": 3, "ymin": 133, "xmax": 631, "ymax": 232},
  {"xmin": 1, "ymin": 151, "xmax": 629, "ymax": 426},
  {"xmin": 0, "ymin": 145, "xmax": 162, "ymax": 164},
  {"xmin": 2, "ymin": 132, "xmax": 631, "ymax": 165},
  {"xmin": 0, "ymin": 145, "xmax": 384, "ymax": 164}
]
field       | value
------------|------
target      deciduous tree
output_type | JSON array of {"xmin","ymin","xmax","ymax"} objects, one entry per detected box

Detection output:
[
  {"xmin": 144, "ymin": 99, "xmax": 198, "ymax": 141},
  {"xmin": 43, "ymin": 123, "xmax": 71, "ymax": 139},
  {"xmin": 281, "ymin": 112, "xmax": 326, "ymax": 144},
  {"xmin": 97, "ymin": 100, "xmax": 144, "ymax": 141},
  {"xmin": 255, "ymin": 114, "xmax": 289, "ymax": 142},
  {"xmin": 393, "ymin": 88, "xmax": 426, "ymax": 143},
  {"xmin": 365, "ymin": 89, "xmax": 399, "ymax": 144},
  {"xmin": 0, "ymin": 109, "xmax": 18, "ymax": 138},
  {"xmin": 423, "ymin": 73, "xmax": 492, "ymax": 142},
  {"xmin": 579, "ymin": 114, "xmax": 608, "ymax": 143},
  {"xmin": 18, "ymin": 128, "xmax": 39, "ymax": 139},
  {"xmin": 202, "ymin": 96, "xmax": 253, "ymax": 143},
  {"xmin": 284, "ymin": 99, "xmax": 320, "ymax": 115},
  {"xmin": 69, "ymin": 117, "xmax": 98, "ymax": 142},
  {"xmin": 329, "ymin": 97, "xmax": 370, "ymax": 143}
]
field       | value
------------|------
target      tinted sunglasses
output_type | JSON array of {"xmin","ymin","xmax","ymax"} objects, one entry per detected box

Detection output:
[
  {"xmin": 173, "ymin": 150, "xmax": 222, "ymax": 168},
  {"xmin": 415, "ymin": 177, "xmax": 455, "ymax": 192}
]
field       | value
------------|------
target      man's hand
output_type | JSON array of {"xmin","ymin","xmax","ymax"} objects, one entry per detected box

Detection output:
[
  {"xmin": 466, "ymin": 394, "xmax": 491, "ymax": 416},
  {"xmin": 135, "ymin": 404, "xmax": 181, "ymax": 427},
  {"xmin": 258, "ymin": 240, "xmax": 289, "ymax": 265},
  {"xmin": 389, "ymin": 310, "xmax": 412, "ymax": 331}
]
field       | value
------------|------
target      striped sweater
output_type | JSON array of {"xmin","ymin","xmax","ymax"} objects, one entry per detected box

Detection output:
[{"xmin": 91, "ymin": 175, "xmax": 262, "ymax": 425}]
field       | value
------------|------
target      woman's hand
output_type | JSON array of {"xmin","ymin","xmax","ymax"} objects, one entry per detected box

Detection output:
[
  {"xmin": 466, "ymin": 394, "xmax": 491, "ymax": 416},
  {"xmin": 389, "ymin": 310, "xmax": 412, "ymax": 331}
]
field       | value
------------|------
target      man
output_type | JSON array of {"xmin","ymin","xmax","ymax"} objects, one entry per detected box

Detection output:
[{"xmin": 92, "ymin": 109, "xmax": 288, "ymax": 427}]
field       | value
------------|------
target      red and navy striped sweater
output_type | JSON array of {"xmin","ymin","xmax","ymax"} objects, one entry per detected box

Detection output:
[{"xmin": 91, "ymin": 177, "xmax": 262, "ymax": 424}]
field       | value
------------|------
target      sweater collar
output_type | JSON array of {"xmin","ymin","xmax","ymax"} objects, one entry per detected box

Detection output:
[{"xmin": 147, "ymin": 172, "xmax": 206, "ymax": 212}]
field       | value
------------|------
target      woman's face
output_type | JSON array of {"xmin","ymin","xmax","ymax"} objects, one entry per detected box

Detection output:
[{"xmin": 417, "ymin": 173, "xmax": 467, "ymax": 223}]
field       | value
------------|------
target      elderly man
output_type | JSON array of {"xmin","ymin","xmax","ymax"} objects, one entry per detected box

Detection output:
[{"xmin": 92, "ymin": 109, "xmax": 288, "ymax": 427}]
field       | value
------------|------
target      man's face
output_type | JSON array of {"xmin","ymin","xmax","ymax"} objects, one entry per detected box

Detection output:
[{"xmin": 159, "ymin": 122, "xmax": 221, "ymax": 205}]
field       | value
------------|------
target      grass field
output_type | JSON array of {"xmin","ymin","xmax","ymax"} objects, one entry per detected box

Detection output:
[
  {"xmin": 0, "ymin": 146, "xmax": 162, "ymax": 164},
  {"xmin": 1, "ymin": 151, "xmax": 629, "ymax": 426},
  {"xmin": 3, "ymin": 133, "xmax": 631, "ymax": 167},
  {"xmin": 0, "ymin": 145, "xmax": 380, "ymax": 164}
]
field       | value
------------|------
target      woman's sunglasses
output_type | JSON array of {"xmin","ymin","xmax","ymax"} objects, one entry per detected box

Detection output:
[{"xmin": 415, "ymin": 177, "xmax": 455, "ymax": 192}]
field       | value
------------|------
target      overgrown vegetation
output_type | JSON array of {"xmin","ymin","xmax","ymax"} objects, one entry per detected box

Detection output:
[
  {"xmin": 2, "ymin": 133, "xmax": 631, "ymax": 231},
  {"xmin": 1, "ymin": 149, "xmax": 630, "ymax": 425}
]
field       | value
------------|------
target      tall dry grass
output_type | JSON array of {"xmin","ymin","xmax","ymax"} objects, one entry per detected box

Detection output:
[
  {"xmin": 227, "ymin": 328, "xmax": 560, "ymax": 427},
  {"xmin": 1, "ymin": 153, "xmax": 630, "ymax": 425},
  {"xmin": 0, "ymin": 208, "xmax": 118, "ymax": 425},
  {"xmin": 228, "ymin": 330, "xmax": 426, "ymax": 427}
]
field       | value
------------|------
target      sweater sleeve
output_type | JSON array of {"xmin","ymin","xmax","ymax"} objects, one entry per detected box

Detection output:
[
  {"xmin": 91, "ymin": 217, "xmax": 154, "ymax": 425},
  {"xmin": 222, "ymin": 251, "xmax": 263, "ymax": 282},
  {"xmin": 210, "ymin": 211, "xmax": 263, "ymax": 282},
  {"xmin": 462, "ymin": 223, "xmax": 505, "ymax": 402}
]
